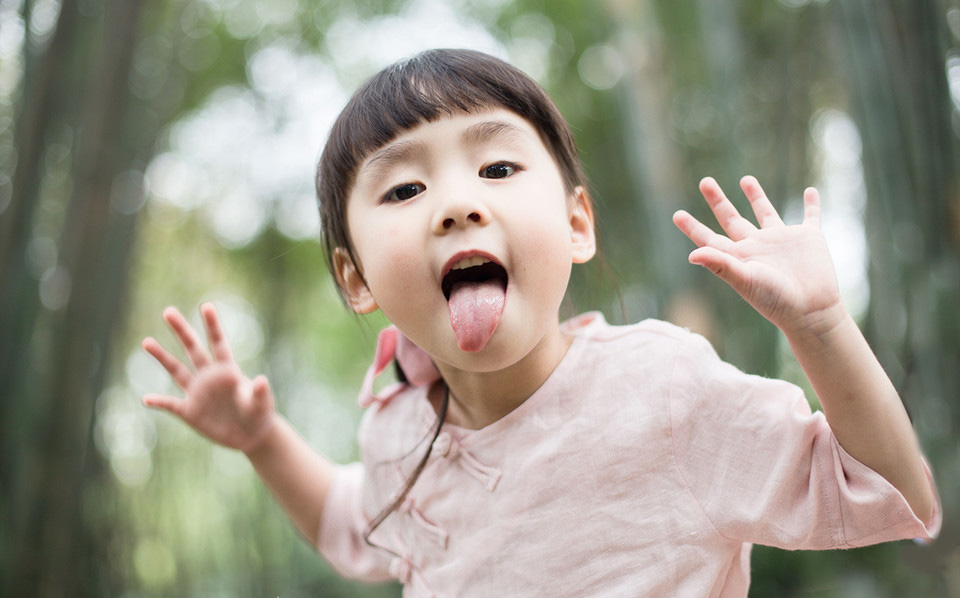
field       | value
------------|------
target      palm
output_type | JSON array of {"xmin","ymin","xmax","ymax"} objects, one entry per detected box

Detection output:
[
  {"xmin": 673, "ymin": 176, "xmax": 843, "ymax": 333},
  {"xmin": 177, "ymin": 364, "xmax": 264, "ymax": 447}
]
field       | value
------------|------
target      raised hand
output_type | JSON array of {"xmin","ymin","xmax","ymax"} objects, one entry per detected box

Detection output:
[
  {"xmin": 142, "ymin": 303, "xmax": 277, "ymax": 454},
  {"xmin": 672, "ymin": 176, "xmax": 845, "ymax": 336}
]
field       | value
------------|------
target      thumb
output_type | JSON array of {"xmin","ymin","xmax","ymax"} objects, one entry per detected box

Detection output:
[
  {"xmin": 689, "ymin": 246, "xmax": 747, "ymax": 283},
  {"xmin": 142, "ymin": 393, "xmax": 187, "ymax": 419},
  {"xmin": 251, "ymin": 375, "xmax": 274, "ymax": 411},
  {"xmin": 688, "ymin": 246, "xmax": 760, "ymax": 304}
]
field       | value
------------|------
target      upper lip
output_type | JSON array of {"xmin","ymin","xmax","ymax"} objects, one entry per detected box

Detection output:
[{"xmin": 440, "ymin": 250, "xmax": 503, "ymax": 280}]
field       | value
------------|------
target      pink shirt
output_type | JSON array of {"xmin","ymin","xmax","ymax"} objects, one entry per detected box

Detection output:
[{"xmin": 318, "ymin": 313, "xmax": 940, "ymax": 597}]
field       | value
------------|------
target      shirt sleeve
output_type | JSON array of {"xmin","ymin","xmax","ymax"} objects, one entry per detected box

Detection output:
[
  {"xmin": 316, "ymin": 462, "xmax": 394, "ymax": 582},
  {"xmin": 668, "ymin": 330, "xmax": 941, "ymax": 550}
]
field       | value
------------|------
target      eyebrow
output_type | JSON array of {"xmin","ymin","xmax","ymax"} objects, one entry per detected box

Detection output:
[
  {"xmin": 458, "ymin": 120, "xmax": 530, "ymax": 147},
  {"xmin": 359, "ymin": 139, "xmax": 428, "ymax": 185},
  {"xmin": 356, "ymin": 119, "xmax": 532, "ymax": 188}
]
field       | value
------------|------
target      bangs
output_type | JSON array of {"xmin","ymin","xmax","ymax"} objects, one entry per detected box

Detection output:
[
  {"xmin": 341, "ymin": 58, "xmax": 504, "ymax": 158},
  {"xmin": 325, "ymin": 49, "xmax": 558, "ymax": 182}
]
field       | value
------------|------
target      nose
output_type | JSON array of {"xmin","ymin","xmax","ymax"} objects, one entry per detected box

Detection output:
[{"xmin": 431, "ymin": 195, "xmax": 490, "ymax": 234}]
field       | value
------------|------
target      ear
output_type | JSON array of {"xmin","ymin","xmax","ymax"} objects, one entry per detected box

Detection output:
[
  {"xmin": 569, "ymin": 186, "xmax": 597, "ymax": 264},
  {"xmin": 333, "ymin": 247, "xmax": 378, "ymax": 314}
]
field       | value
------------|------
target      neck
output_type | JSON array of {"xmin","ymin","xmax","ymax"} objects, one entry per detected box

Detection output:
[{"xmin": 432, "ymin": 328, "xmax": 573, "ymax": 430}]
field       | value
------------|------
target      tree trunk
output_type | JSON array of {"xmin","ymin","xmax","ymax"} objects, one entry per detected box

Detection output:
[
  {"xmin": 836, "ymin": 0, "xmax": 960, "ymax": 575},
  {"xmin": 0, "ymin": 0, "xmax": 83, "ymax": 501},
  {"xmin": 3, "ymin": 0, "xmax": 152, "ymax": 595}
]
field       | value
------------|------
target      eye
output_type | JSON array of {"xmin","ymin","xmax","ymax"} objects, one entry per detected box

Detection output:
[
  {"xmin": 480, "ymin": 163, "xmax": 519, "ymax": 179},
  {"xmin": 384, "ymin": 182, "xmax": 425, "ymax": 203}
]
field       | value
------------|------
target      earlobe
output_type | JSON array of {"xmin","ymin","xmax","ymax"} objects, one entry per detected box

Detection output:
[
  {"xmin": 333, "ymin": 247, "xmax": 378, "ymax": 314},
  {"xmin": 569, "ymin": 186, "xmax": 597, "ymax": 264}
]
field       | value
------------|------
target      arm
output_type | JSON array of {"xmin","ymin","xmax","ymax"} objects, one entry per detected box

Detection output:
[
  {"xmin": 672, "ymin": 176, "xmax": 935, "ymax": 525},
  {"xmin": 142, "ymin": 303, "xmax": 334, "ymax": 546}
]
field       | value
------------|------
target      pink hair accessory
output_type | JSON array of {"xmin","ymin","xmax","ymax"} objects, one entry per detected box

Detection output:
[{"xmin": 357, "ymin": 326, "xmax": 441, "ymax": 407}]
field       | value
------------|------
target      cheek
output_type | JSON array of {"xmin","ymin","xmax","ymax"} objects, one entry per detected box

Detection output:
[
  {"xmin": 519, "ymin": 199, "xmax": 576, "ymax": 289},
  {"xmin": 518, "ymin": 196, "xmax": 574, "ymax": 254},
  {"xmin": 353, "ymin": 223, "xmax": 423, "ymax": 291},
  {"xmin": 514, "ymin": 217, "xmax": 574, "ymax": 286}
]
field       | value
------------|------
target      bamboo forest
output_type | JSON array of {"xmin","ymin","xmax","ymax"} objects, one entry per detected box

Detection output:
[{"xmin": 1, "ymin": 0, "xmax": 959, "ymax": 596}]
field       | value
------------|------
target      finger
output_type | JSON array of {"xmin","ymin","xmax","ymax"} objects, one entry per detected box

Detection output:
[
  {"xmin": 142, "ymin": 337, "xmax": 194, "ymax": 389},
  {"xmin": 687, "ymin": 246, "xmax": 751, "ymax": 292},
  {"xmin": 241, "ymin": 376, "xmax": 276, "ymax": 453},
  {"xmin": 740, "ymin": 176, "xmax": 784, "ymax": 228},
  {"xmin": 142, "ymin": 393, "xmax": 188, "ymax": 419},
  {"xmin": 698, "ymin": 177, "xmax": 756, "ymax": 241},
  {"xmin": 251, "ymin": 375, "xmax": 274, "ymax": 412},
  {"xmin": 201, "ymin": 303, "xmax": 235, "ymax": 363},
  {"xmin": 163, "ymin": 306, "xmax": 212, "ymax": 369},
  {"xmin": 672, "ymin": 210, "xmax": 737, "ymax": 253},
  {"xmin": 802, "ymin": 187, "xmax": 822, "ymax": 227}
]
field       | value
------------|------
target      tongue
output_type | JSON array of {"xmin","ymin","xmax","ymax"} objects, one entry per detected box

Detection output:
[{"xmin": 447, "ymin": 280, "xmax": 505, "ymax": 352}]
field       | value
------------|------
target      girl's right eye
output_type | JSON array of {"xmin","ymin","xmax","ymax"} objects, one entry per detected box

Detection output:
[{"xmin": 383, "ymin": 183, "xmax": 425, "ymax": 203}]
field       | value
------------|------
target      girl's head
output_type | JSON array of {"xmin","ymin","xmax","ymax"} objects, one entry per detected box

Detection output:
[{"xmin": 316, "ymin": 48, "xmax": 591, "ymax": 301}]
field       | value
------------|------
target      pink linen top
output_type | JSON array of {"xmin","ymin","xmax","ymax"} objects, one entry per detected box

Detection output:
[{"xmin": 317, "ymin": 313, "xmax": 941, "ymax": 597}]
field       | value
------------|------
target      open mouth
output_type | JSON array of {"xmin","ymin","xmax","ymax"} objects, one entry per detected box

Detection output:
[
  {"xmin": 441, "ymin": 255, "xmax": 508, "ymax": 352},
  {"xmin": 441, "ymin": 258, "xmax": 508, "ymax": 300}
]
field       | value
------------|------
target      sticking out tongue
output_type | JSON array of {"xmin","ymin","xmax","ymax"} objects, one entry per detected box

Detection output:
[{"xmin": 447, "ymin": 280, "xmax": 505, "ymax": 352}]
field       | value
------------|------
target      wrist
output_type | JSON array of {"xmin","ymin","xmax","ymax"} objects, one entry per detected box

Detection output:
[{"xmin": 781, "ymin": 301, "xmax": 851, "ymax": 346}]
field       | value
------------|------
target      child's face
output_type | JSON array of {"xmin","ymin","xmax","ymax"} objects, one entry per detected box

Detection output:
[{"xmin": 338, "ymin": 108, "xmax": 595, "ymax": 372}]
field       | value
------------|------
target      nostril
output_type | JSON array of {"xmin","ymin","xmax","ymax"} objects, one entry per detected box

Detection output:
[{"xmin": 440, "ymin": 211, "xmax": 483, "ymax": 230}]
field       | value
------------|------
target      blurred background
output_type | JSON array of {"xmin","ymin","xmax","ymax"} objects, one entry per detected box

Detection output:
[{"xmin": 1, "ymin": 0, "xmax": 958, "ymax": 596}]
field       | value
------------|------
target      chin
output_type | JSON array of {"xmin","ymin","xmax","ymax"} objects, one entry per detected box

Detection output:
[{"xmin": 457, "ymin": 328, "xmax": 541, "ymax": 372}]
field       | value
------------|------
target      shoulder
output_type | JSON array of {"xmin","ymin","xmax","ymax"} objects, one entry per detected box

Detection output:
[
  {"xmin": 564, "ymin": 311, "xmax": 716, "ymax": 363},
  {"xmin": 551, "ymin": 312, "xmax": 721, "ymax": 417},
  {"xmin": 564, "ymin": 312, "xmax": 809, "ymax": 423}
]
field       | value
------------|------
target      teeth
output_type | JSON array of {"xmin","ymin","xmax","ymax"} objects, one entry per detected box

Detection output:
[{"xmin": 451, "ymin": 256, "xmax": 490, "ymax": 271}]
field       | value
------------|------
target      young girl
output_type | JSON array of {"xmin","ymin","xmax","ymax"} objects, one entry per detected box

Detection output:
[{"xmin": 142, "ymin": 49, "xmax": 940, "ymax": 596}]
